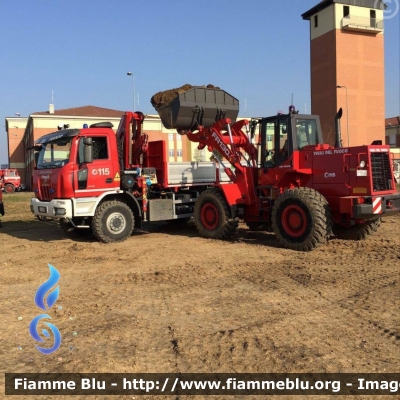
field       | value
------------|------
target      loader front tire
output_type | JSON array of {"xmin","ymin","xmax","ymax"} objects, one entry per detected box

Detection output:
[
  {"xmin": 194, "ymin": 188, "xmax": 238, "ymax": 239},
  {"xmin": 92, "ymin": 200, "xmax": 134, "ymax": 243},
  {"xmin": 272, "ymin": 188, "xmax": 332, "ymax": 251}
]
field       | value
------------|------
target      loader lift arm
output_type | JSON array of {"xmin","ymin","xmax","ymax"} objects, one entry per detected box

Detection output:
[{"xmin": 186, "ymin": 118, "xmax": 258, "ymax": 181}]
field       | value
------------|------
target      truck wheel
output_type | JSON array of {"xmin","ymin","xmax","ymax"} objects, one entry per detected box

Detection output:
[
  {"xmin": 4, "ymin": 184, "xmax": 15, "ymax": 194},
  {"xmin": 194, "ymin": 188, "xmax": 238, "ymax": 239},
  {"xmin": 59, "ymin": 219, "xmax": 93, "ymax": 238},
  {"xmin": 333, "ymin": 218, "xmax": 381, "ymax": 240},
  {"xmin": 272, "ymin": 188, "xmax": 332, "ymax": 251},
  {"xmin": 92, "ymin": 200, "xmax": 134, "ymax": 243}
]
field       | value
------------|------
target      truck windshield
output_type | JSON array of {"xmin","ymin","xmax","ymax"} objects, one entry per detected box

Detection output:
[
  {"xmin": 295, "ymin": 118, "xmax": 319, "ymax": 149},
  {"xmin": 36, "ymin": 138, "xmax": 73, "ymax": 169},
  {"xmin": 4, "ymin": 170, "xmax": 18, "ymax": 177}
]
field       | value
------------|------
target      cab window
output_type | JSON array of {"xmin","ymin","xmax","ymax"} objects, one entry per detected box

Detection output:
[
  {"xmin": 279, "ymin": 121, "xmax": 289, "ymax": 162},
  {"xmin": 295, "ymin": 119, "xmax": 319, "ymax": 149},
  {"xmin": 265, "ymin": 122, "xmax": 275, "ymax": 167},
  {"xmin": 77, "ymin": 136, "xmax": 108, "ymax": 164}
]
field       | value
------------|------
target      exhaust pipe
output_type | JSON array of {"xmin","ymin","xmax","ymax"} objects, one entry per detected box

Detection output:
[{"xmin": 335, "ymin": 108, "xmax": 343, "ymax": 148}]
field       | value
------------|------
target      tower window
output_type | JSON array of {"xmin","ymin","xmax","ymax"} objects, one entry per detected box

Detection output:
[
  {"xmin": 314, "ymin": 15, "xmax": 318, "ymax": 28},
  {"xmin": 370, "ymin": 10, "xmax": 376, "ymax": 27},
  {"xmin": 343, "ymin": 6, "xmax": 350, "ymax": 17}
]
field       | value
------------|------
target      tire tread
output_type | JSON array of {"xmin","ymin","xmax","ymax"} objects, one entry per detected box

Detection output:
[
  {"xmin": 194, "ymin": 188, "xmax": 237, "ymax": 239},
  {"xmin": 272, "ymin": 187, "xmax": 332, "ymax": 251},
  {"xmin": 92, "ymin": 200, "xmax": 134, "ymax": 243}
]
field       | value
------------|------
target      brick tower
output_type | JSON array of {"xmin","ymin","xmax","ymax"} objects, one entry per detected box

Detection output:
[{"xmin": 302, "ymin": 0, "xmax": 386, "ymax": 147}]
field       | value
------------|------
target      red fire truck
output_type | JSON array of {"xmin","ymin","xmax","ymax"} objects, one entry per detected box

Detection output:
[
  {"xmin": 0, "ymin": 168, "xmax": 21, "ymax": 193},
  {"xmin": 30, "ymin": 87, "xmax": 399, "ymax": 250}
]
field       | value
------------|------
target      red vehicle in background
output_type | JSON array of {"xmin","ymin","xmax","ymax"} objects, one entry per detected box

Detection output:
[
  {"xmin": 0, "ymin": 185, "xmax": 4, "ymax": 226},
  {"xmin": 0, "ymin": 168, "xmax": 22, "ymax": 193}
]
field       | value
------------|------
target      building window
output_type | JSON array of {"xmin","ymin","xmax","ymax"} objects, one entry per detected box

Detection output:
[
  {"xmin": 370, "ymin": 10, "xmax": 376, "ymax": 27},
  {"xmin": 168, "ymin": 133, "xmax": 174, "ymax": 141},
  {"xmin": 343, "ymin": 6, "xmax": 350, "ymax": 18},
  {"xmin": 177, "ymin": 149, "xmax": 182, "ymax": 157},
  {"xmin": 314, "ymin": 15, "xmax": 318, "ymax": 28},
  {"xmin": 168, "ymin": 149, "xmax": 175, "ymax": 157},
  {"xmin": 389, "ymin": 135, "xmax": 396, "ymax": 146},
  {"xmin": 176, "ymin": 134, "xmax": 182, "ymax": 141}
]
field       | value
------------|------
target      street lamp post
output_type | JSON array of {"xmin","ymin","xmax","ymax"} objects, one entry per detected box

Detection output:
[
  {"xmin": 336, "ymin": 85, "xmax": 349, "ymax": 147},
  {"xmin": 127, "ymin": 72, "xmax": 135, "ymax": 112}
]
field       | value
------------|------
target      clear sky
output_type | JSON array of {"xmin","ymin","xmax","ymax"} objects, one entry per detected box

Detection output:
[{"xmin": 0, "ymin": 0, "xmax": 399, "ymax": 165}]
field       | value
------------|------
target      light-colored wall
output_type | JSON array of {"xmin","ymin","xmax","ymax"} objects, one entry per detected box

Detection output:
[
  {"xmin": 310, "ymin": 3, "xmax": 384, "ymax": 40},
  {"xmin": 311, "ymin": 5, "xmax": 335, "ymax": 40},
  {"xmin": 334, "ymin": 3, "xmax": 384, "ymax": 32}
]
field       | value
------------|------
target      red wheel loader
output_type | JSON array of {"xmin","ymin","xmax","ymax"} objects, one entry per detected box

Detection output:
[{"xmin": 154, "ymin": 87, "xmax": 400, "ymax": 251}]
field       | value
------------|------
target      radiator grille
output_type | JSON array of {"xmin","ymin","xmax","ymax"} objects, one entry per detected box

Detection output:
[
  {"xmin": 39, "ymin": 184, "xmax": 51, "ymax": 201},
  {"xmin": 370, "ymin": 152, "xmax": 392, "ymax": 192}
]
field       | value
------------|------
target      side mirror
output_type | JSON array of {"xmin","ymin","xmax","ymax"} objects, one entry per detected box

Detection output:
[
  {"xmin": 83, "ymin": 137, "xmax": 93, "ymax": 163},
  {"xmin": 34, "ymin": 152, "xmax": 40, "ymax": 167}
]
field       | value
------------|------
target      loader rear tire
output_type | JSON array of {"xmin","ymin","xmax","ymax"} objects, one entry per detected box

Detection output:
[
  {"xmin": 333, "ymin": 218, "xmax": 381, "ymax": 240},
  {"xmin": 272, "ymin": 188, "xmax": 332, "ymax": 251},
  {"xmin": 92, "ymin": 200, "xmax": 134, "ymax": 243},
  {"xmin": 194, "ymin": 188, "xmax": 238, "ymax": 239}
]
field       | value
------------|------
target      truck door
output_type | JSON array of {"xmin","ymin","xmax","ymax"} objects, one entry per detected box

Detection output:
[{"xmin": 75, "ymin": 135, "xmax": 119, "ymax": 196}]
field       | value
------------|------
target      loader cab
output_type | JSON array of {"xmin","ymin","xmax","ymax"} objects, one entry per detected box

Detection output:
[{"xmin": 257, "ymin": 114, "xmax": 322, "ymax": 169}]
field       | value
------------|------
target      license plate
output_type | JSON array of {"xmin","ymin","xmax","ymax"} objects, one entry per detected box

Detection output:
[{"xmin": 38, "ymin": 206, "xmax": 47, "ymax": 213}]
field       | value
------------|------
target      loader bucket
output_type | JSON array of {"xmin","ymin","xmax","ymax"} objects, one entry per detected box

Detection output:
[{"xmin": 156, "ymin": 87, "xmax": 239, "ymax": 131}]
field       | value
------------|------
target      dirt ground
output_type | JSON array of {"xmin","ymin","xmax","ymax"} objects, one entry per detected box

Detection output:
[{"xmin": 0, "ymin": 193, "xmax": 399, "ymax": 400}]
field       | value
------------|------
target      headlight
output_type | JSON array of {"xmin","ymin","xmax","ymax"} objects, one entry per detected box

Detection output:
[{"xmin": 359, "ymin": 161, "xmax": 366, "ymax": 168}]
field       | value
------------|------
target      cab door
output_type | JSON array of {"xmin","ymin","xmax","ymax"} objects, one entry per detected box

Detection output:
[
  {"xmin": 258, "ymin": 116, "xmax": 291, "ymax": 185},
  {"xmin": 75, "ymin": 135, "xmax": 119, "ymax": 197}
]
